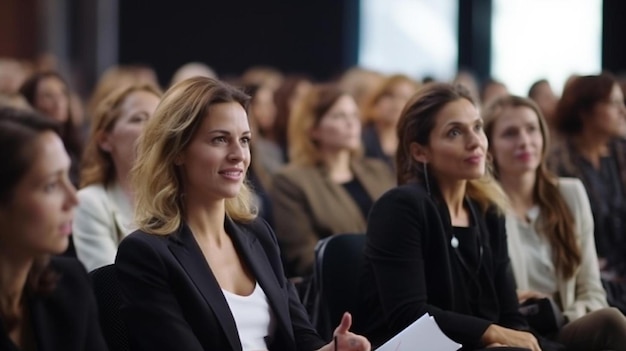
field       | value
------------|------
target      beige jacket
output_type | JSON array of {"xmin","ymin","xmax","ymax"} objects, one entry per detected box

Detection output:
[
  {"xmin": 506, "ymin": 177, "xmax": 608, "ymax": 322},
  {"xmin": 270, "ymin": 158, "xmax": 394, "ymax": 276}
]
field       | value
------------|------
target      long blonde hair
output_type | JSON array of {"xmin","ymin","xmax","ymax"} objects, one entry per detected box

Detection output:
[
  {"xmin": 132, "ymin": 77, "xmax": 256, "ymax": 235},
  {"xmin": 484, "ymin": 95, "xmax": 581, "ymax": 279},
  {"xmin": 80, "ymin": 84, "xmax": 162, "ymax": 188},
  {"xmin": 396, "ymin": 82, "xmax": 508, "ymax": 213}
]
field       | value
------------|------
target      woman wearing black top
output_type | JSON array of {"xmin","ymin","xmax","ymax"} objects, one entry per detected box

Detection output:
[{"xmin": 353, "ymin": 83, "xmax": 540, "ymax": 350}]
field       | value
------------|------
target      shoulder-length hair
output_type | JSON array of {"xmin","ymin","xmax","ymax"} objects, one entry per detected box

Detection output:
[
  {"xmin": 396, "ymin": 82, "xmax": 508, "ymax": 213},
  {"xmin": 19, "ymin": 71, "xmax": 83, "ymax": 158},
  {"xmin": 484, "ymin": 95, "xmax": 581, "ymax": 279},
  {"xmin": 80, "ymin": 84, "xmax": 162, "ymax": 188},
  {"xmin": 556, "ymin": 73, "xmax": 617, "ymax": 136},
  {"xmin": 132, "ymin": 77, "xmax": 255, "ymax": 235},
  {"xmin": 0, "ymin": 108, "xmax": 61, "ymax": 302},
  {"xmin": 288, "ymin": 83, "xmax": 361, "ymax": 166},
  {"xmin": 361, "ymin": 74, "xmax": 420, "ymax": 124}
]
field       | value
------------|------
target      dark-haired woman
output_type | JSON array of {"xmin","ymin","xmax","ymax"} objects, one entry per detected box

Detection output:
[
  {"xmin": 354, "ymin": 83, "xmax": 541, "ymax": 350},
  {"xmin": 0, "ymin": 107, "xmax": 107, "ymax": 351}
]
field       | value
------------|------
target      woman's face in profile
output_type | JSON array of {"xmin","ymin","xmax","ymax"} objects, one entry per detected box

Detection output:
[
  {"xmin": 99, "ymin": 90, "xmax": 160, "ymax": 175},
  {"xmin": 419, "ymin": 98, "xmax": 487, "ymax": 183},
  {"xmin": 0, "ymin": 131, "xmax": 77, "ymax": 256},
  {"xmin": 489, "ymin": 106, "xmax": 544, "ymax": 177}
]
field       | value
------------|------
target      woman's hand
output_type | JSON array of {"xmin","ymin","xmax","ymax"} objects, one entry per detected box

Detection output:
[
  {"xmin": 481, "ymin": 324, "xmax": 541, "ymax": 351},
  {"xmin": 517, "ymin": 290, "xmax": 547, "ymax": 304},
  {"xmin": 317, "ymin": 312, "xmax": 371, "ymax": 351}
]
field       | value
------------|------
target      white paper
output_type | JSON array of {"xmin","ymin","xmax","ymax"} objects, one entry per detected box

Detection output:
[{"xmin": 375, "ymin": 313, "xmax": 462, "ymax": 351}]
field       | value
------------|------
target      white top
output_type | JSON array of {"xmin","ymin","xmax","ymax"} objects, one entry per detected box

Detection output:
[
  {"xmin": 506, "ymin": 178, "xmax": 608, "ymax": 321},
  {"xmin": 222, "ymin": 283, "xmax": 276, "ymax": 351},
  {"xmin": 509, "ymin": 206, "xmax": 558, "ymax": 295},
  {"xmin": 73, "ymin": 182, "xmax": 134, "ymax": 271}
]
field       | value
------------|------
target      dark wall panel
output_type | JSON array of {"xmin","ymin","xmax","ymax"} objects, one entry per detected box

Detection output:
[
  {"xmin": 602, "ymin": 0, "xmax": 626, "ymax": 75},
  {"xmin": 119, "ymin": 0, "xmax": 359, "ymax": 85}
]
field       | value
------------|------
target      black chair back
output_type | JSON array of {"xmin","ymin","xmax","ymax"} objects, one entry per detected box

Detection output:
[
  {"xmin": 312, "ymin": 233, "xmax": 366, "ymax": 340},
  {"xmin": 89, "ymin": 264, "xmax": 129, "ymax": 351}
]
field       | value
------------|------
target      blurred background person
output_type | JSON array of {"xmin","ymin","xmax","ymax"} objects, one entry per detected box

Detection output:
[
  {"xmin": 19, "ymin": 71, "xmax": 83, "ymax": 187},
  {"xmin": 0, "ymin": 107, "xmax": 107, "ymax": 351},
  {"xmin": 169, "ymin": 61, "xmax": 217, "ymax": 87},
  {"xmin": 548, "ymin": 73, "xmax": 626, "ymax": 313},
  {"xmin": 271, "ymin": 84, "xmax": 394, "ymax": 278},
  {"xmin": 480, "ymin": 78, "xmax": 509, "ymax": 108},
  {"xmin": 485, "ymin": 95, "xmax": 626, "ymax": 350},
  {"xmin": 360, "ymin": 74, "xmax": 420, "ymax": 170},
  {"xmin": 273, "ymin": 74, "xmax": 313, "ymax": 162},
  {"xmin": 72, "ymin": 84, "xmax": 161, "ymax": 271},
  {"xmin": 338, "ymin": 67, "xmax": 385, "ymax": 108}
]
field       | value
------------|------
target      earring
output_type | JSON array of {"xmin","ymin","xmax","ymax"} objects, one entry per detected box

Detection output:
[{"xmin": 423, "ymin": 162, "xmax": 431, "ymax": 196}]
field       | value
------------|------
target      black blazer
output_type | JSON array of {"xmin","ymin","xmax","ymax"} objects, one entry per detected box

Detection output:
[
  {"xmin": 0, "ymin": 257, "xmax": 108, "ymax": 351},
  {"xmin": 115, "ymin": 216, "xmax": 326, "ymax": 351},
  {"xmin": 353, "ymin": 183, "xmax": 527, "ymax": 350}
]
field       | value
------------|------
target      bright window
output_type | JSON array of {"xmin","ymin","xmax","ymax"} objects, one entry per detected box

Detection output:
[
  {"xmin": 359, "ymin": 0, "xmax": 458, "ymax": 81},
  {"xmin": 491, "ymin": 0, "xmax": 603, "ymax": 95}
]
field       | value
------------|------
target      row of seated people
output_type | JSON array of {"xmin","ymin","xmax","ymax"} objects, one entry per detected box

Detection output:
[{"xmin": 1, "ymin": 73, "xmax": 624, "ymax": 347}]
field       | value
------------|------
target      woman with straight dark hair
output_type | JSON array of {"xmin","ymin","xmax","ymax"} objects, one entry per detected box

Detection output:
[
  {"xmin": 19, "ymin": 71, "xmax": 83, "ymax": 187},
  {"xmin": 548, "ymin": 73, "xmax": 626, "ymax": 312},
  {"xmin": 353, "ymin": 83, "xmax": 542, "ymax": 350},
  {"xmin": 0, "ymin": 107, "xmax": 107, "ymax": 351}
]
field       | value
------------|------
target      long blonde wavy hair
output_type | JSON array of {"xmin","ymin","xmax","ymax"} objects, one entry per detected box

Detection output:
[{"xmin": 132, "ymin": 77, "xmax": 256, "ymax": 235}]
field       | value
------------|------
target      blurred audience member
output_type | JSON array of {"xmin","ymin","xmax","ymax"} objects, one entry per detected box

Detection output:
[
  {"xmin": 271, "ymin": 84, "xmax": 394, "ymax": 277},
  {"xmin": 0, "ymin": 93, "xmax": 31, "ymax": 110},
  {"xmin": 241, "ymin": 65, "xmax": 283, "ymax": 92},
  {"xmin": 453, "ymin": 69, "xmax": 480, "ymax": 103},
  {"xmin": 73, "ymin": 84, "xmax": 161, "ymax": 271},
  {"xmin": 548, "ymin": 73, "xmax": 626, "ymax": 313},
  {"xmin": 20, "ymin": 71, "xmax": 83, "ymax": 187},
  {"xmin": 361, "ymin": 74, "xmax": 419, "ymax": 170},
  {"xmin": 169, "ymin": 61, "xmax": 217, "ymax": 87},
  {"xmin": 481, "ymin": 78, "xmax": 509, "ymax": 108},
  {"xmin": 273, "ymin": 75, "xmax": 313, "ymax": 161},
  {"xmin": 339, "ymin": 67, "xmax": 385, "ymax": 108},
  {"xmin": 528, "ymin": 79, "xmax": 558, "ymax": 125},
  {"xmin": 0, "ymin": 58, "xmax": 29, "ymax": 94},
  {"xmin": 87, "ymin": 64, "xmax": 160, "ymax": 121}
]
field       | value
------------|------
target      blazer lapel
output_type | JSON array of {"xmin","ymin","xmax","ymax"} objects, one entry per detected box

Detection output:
[
  {"xmin": 225, "ymin": 218, "xmax": 295, "ymax": 345},
  {"xmin": 167, "ymin": 225, "xmax": 242, "ymax": 351}
]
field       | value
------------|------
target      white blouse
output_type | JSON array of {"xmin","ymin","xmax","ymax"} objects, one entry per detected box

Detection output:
[{"xmin": 222, "ymin": 283, "xmax": 276, "ymax": 351}]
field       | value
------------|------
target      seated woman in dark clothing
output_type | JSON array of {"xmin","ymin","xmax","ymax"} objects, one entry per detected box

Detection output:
[
  {"xmin": 0, "ymin": 108, "xmax": 107, "ymax": 351},
  {"xmin": 360, "ymin": 74, "xmax": 419, "ymax": 171},
  {"xmin": 353, "ymin": 83, "xmax": 541, "ymax": 350},
  {"xmin": 547, "ymin": 73, "xmax": 626, "ymax": 312}
]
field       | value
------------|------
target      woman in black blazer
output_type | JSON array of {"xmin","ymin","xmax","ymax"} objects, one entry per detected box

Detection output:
[
  {"xmin": 115, "ymin": 77, "xmax": 370, "ymax": 351},
  {"xmin": 353, "ymin": 83, "xmax": 541, "ymax": 350},
  {"xmin": 0, "ymin": 108, "xmax": 108, "ymax": 351}
]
